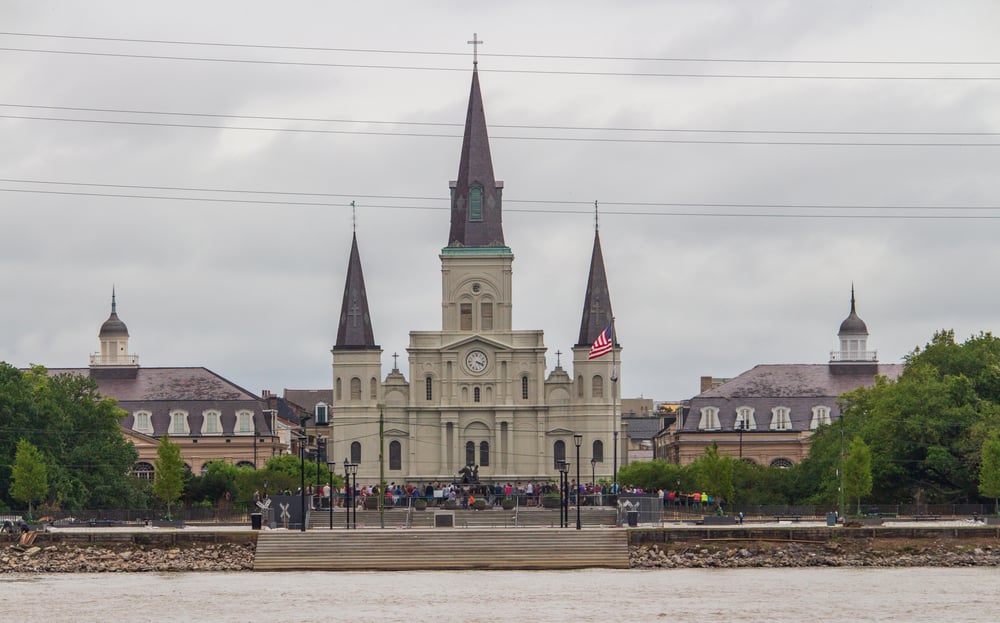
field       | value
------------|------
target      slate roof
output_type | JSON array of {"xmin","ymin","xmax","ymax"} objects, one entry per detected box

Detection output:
[
  {"xmin": 683, "ymin": 363, "xmax": 903, "ymax": 433},
  {"xmin": 284, "ymin": 389, "xmax": 333, "ymax": 412},
  {"xmin": 623, "ymin": 416, "xmax": 665, "ymax": 441},
  {"xmin": 576, "ymin": 229, "xmax": 616, "ymax": 347},
  {"xmin": 335, "ymin": 232, "xmax": 378, "ymax": 349}
]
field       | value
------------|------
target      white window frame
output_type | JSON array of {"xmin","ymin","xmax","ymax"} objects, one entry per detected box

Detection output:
[
  {"xmin": 315, "ymin": 403, "xmax": 329, "ymax": 425},
  {"xmin": 133, "ymin": 410, "xmax": 153, "ymax": 434},
  {"xmin": 698, "ymin": 406, "xmax": 721, "ymax": 431},
  {"xmin": 169, "ymin": 410, "xmax": 190, "ymax": 435},
  {"xmin": 735, "ymin": 406, "xmax": 757, "ymax": 430},
  {"xmin": 202, "ymin": 410, "xmax": 222, "ymax": 435},
  {"xmin": 236, "ymin": 410, "xmax": 254, "ymax": 434},
  {"xmin": 770, "ymin": 406, "xmax": 792, "ymax": 431},
  {"xmin": 810, "ymin": 405, "xmax": 832, "ymax": 429}
]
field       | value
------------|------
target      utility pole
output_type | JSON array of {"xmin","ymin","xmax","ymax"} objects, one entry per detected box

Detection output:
[{"xmin": 839, "ymin": 419, "xmax": 846, "ymax": 521}]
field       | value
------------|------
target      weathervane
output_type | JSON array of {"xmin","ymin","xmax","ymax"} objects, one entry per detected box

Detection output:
[
  {"xmin": 594, "ymin": 200, "xmax": 599, "ymax": 231},
  {"xmin": 351, "ymin": 200, "xmax": 357, "ymax": 233},
  {"xmin": 468, "ymin": 33, "xmax": 483, "ymax": 65}
]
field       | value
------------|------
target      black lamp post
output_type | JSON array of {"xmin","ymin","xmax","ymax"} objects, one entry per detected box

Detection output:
[
  {"xmin": 344, "ymin": 458, "xmax": 351, "ymax": 530},
  {"xmin": 327, "ymin": 460, "xmax": 336, "ymax": 530},
  {"xmin": 346, "ymin": 461, "xmax": 359, "ymax": 529},
  {"xmin": 298, "ymin": 414, "xmax": 311, "ymax": 532},
  {"xmin": 574, "ymin": 434, "xmax": 583, "ymax": 530},
  {"xmin": 736, "ymin": 419, "xmax": 745, "ymax": 459},
  {"xmin": 558, "ymin": 460, "xmax": 569, "ymax": 528},
  {"xmin": 591, "ymin": 458, "xmax": 597, "ymax": 506}
]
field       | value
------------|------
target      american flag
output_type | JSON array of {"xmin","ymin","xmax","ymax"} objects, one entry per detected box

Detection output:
[{"xmin": 588, "ymin": 324, "xmax": 613, "ymax": 360}]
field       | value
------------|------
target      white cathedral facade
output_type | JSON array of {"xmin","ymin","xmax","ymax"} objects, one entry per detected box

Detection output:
[{"xmin": 328, "ymin": 66, "xmax": 622, "ymax": 485}]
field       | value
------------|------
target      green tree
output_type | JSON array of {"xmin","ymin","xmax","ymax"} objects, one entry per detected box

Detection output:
[
  {"xmin": 843, "ymin": 436, "xmax": 873, "ymax": 514},
  {"xmin": 691, "ymin": 443, "xmax": 736, "ymax": 509},
  {"xmin": 978, "ymin": 430, "xmax": 1000, "ymax": 514},
  {"xmin": 153, "ymin": 435, "xmax": 184, "ymax": 519},
  {"xmin": 10, "ymin": 439, "xmax": 48, "ymax": 518}
]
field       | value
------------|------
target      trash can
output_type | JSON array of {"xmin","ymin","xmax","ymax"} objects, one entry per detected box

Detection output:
[
  {"xmin": 626, "ymin": 510, "xmax": 639, "ymax": 527},
  {"xmin": 250, "ymin": 513, "xmax": 262, "ymax": 530},
  {"xmin": 826, "ymin": 512, "xmax": 838, "ymax": 527}
]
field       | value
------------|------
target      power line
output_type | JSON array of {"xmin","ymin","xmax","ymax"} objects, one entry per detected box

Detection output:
[
  {"xmin": 2, "ymin": 31, "xmax": 998, "ymax": 65},
  {"xmin": 1, "ymin": 46, "xmax": 997, "ymax": 80},
  {"xmin": 3, "ymin": 103, "xmax": 996, "ymax": 137},
  {"xmin": 3, "ymin": 114, "xmax": 996, "ymax": 147},
  {"xmin": 4, "ymin": 187, "xmax": 1000, "ymax": 220}
]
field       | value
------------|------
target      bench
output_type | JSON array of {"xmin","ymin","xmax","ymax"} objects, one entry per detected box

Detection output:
[
  {"xmin": 773, "ymin": 515, "xmax": 803, "ymax": 522},
  {"xmin": 913, "ymin": 514, "xmax": 940, "ymax": 521}
]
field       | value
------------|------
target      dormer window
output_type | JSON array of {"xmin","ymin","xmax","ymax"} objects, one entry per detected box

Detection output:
[
  {"xmin": 469, "ymin": 187, "xmax": 483, "ymax": 221},
  {"xmin": 698, "ymin": 407, "xmax": 721, "ymax": 431},
  {"xmin": 770, "ymin": 407, "xmax": 792, "ymax": 431},
  {"xmin": 315, "ymin": 403, "xmax": 329, "ymax": 425}
]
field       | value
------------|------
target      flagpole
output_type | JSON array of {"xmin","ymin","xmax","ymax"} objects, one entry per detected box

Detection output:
[{"xmin": 611, "ymin": 317, "xmax": 618, "ymax": 496}]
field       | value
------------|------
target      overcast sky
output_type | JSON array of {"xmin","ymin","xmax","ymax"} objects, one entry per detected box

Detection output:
[{"xmin": 2, "ymin": 1, "xmax": 999, "ymax": 402}]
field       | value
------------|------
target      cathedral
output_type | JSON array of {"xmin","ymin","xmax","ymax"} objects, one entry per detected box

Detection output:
[{"xmin": 328, "ymin": 65, "xmax": 622, "ymax": 485}]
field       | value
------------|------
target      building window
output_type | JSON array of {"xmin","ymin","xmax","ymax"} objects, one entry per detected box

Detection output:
[
  {"xmin": 473, "ymin": 387, "xmax": 481, "ymax": 403},
  {"xmin": 577, "ymin": 376, "xmax": 584, "ymax": 398},
  {"xmin": 389, "ymin": 440, "xmax": 401, "ymax": 470},
  {"xmin": 735, "ymin": 407, "xmax": 756, "ymax": 430},
  {"xmin": 592, "ymin": 375, "xmax": 604, "ymax": 399},
  {"xmin": 481, "ymin": 302, "xmax": 493, "ymax": 331},
  {"xmin": 236, "ymin": 411, "xmax": 254, "ymax": 434},
  {"xmin": 335, "ymin": 378, "xmax": 342, "ymax": 401},
  {"xmin": 350, "ymin": 377, "xmax": 362, "ymax": 400},
  {"xmin": 466, "ymin": 441, "xmax": 475, "ymax": 466},
  {"xmin": 133, "ymin": 462, "xmax": 154, "ymax": 481},
  {"xmin": 370, "ymin": 378, "xmax": 378, "ymax": 400},
  {"xmin": 770, "ymin": 458, "xmax": 793, "ymax": 469},
  {"xmin": 169, "ymin": 410, "xmax": 189, "ymax": 435},
  {"xmin": 698, "ymin": 407, "xmax": 721, "ymax": 431},
  {"xmin": 469, "ymin": 186, "xmax": 483, "ymax": 221},
  {"xmin": 350, "ymin": 441, "xmax": 361, "ymax": 464},
  {"xmin": 521, "ymin": 376, "xmax": 529, "ymax": 400},
  {"xmin": 425, "ymin": 376, "xmax": 433, "ymax": 401},
  {"xmin": 810, "ymin": 406, "xmax": 832, "ymax": 429},
  {"xmin": 133, "ymin": 411, "xmax": 152, "ymax": 434},
  {"xmin": 592, "ymin": 440, "xmax": 604, "ymax": 462},
  {"xmin": 770, "ymin": 407, "xmax": 792, "ymax": 431},
  {"xmin": 553, "ymin": 440, "xmax": 566, "ymax": 469},
  {"xmin": 480, "ymin": 441, "xmax": 490, "ymax": 467},
  {"xmin": 203, "ymin": 410, "xmax": 222, "ymax": 435},
  {"xmin": 460, "ymin": 303, "xmax": 473, "ymax": 331},
  {"xmin": 315, "ymin": 403, "xmax": 329, "ymax": 425}
]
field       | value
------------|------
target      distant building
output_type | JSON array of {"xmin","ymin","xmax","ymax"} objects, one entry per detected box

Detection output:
[
  {"xmin": 661, "ymin": 289, "xmax": 902, "ymax": 466},
  {"xmin": 49, "ymin": 291, "xmax": 285, "ymax": 479}
]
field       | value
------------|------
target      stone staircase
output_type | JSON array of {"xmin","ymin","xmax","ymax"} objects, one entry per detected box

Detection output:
[
  {"xmin": 254, "ymin": 527, "xmax": 629, "ymax": 571},
  {"xmin": 307, "ymin": 507, "xmax": 618, "ymax": 530}
]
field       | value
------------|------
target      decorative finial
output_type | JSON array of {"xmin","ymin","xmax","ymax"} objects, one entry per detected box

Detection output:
[
  {"xmin": 351, "ymin": 200, "xmax": 357, "ymax": 233},
  {"xmin": 111, "ymin": 286, "xmax": 117, "ymax": 314},
  {"xmin": 467, "ymin": 33, "xmax": 483, "ymax": 66},
  {"xmin": 851, "ymin": 283, "xmax": 856, "ymax": 313},
  {"xmin": 594, "ymin": 200, "xmax": 599, "ymax": 231}
]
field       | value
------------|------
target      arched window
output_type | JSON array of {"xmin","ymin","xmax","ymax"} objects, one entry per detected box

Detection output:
[
  {"xmin": 425, "ymin": 376, "xmax": 433, "ymax": 401},
  {"xmin": 469, "ymin": 186, "xmax": 483, "ymax": 221},
  {"xmin": 235, "ymin": 461, "xmax": 256, "ymax": 470},
  {"xmin": 480, "ymin": 441, "xmax": 490, "ymax": 467},
  {"xmin": 735, "ymin": 407, "xmax": 757, "ymax": 430},
  {"xmin": 202, "ymin": 410, "xmax": 222, "ymax": 435},
  {"xmin": 350, "ymin": 441, "xmax": 361, "ymax": 464},
  {"xmin": 350, "ymin": 377, "xmax": 362, "ymax": 400},
  {"xmin": 481, "ymin": 301, "xmax": 493, "ymax": 331},
  {"xmin": 389, "ymin": 440, "xmax": 402, "ymax": 470},
  {"xmin": 592, "ymin": 375, "xmax": 604, "ymax": 398},
  {"xmin": 770, "ymin": 407, "xmax": 792, "ymax": 431},
  {"xmin": 236, "ymin": 411, "xmax": 254, "ymax": 434},
  {"xmin": 770, "ymin": 458, "xmax": 793, "ymax": 469},
  {"xmin": 577, "ymin": 376, "xmax": 584, "ymax": 398},
  {"xmin": 698, "ymin": 407, "xmax": 721, "ymax": 431},
  {"xmin": 473, "ymin": 387, "xmax": 481, "ymax": 403},
  {"xmin": 466, "ymin": 441, "xmax": 475, "ymax": 466},
  {"xmin": 553, "ymin": 439, "xmax": 566, "ymax": 469},
  {"xmin": 370, "ymin": 378, "xmax": 378, "ymax": 400},
  {"xmin": 335, "ymin": 378, "xmax": 342, "ymax": 401},
  {"xmin": 133, "ymin": 410, "xmax": 152, "ymax": 434},
  {"xmin": 810, "ymin": 406, "xmax": 832, "ymax": 429},
  {"xmin": 521, "ymin": 376, "xmax": 529, "ymax": 400},
  {"xmin": 169, "ymin": 410, "xmax": 189, "ymax": 435},
  {"xmin": 132, "ymin": 462, "xmax": 154, "ymax": 481},
  {"xmin": 592, "ymin": 440, "xmax": 604, "ymax": 462},
  {"xmin": 314, "ymin": 403, "xmax": 329, "ymax": 425}
]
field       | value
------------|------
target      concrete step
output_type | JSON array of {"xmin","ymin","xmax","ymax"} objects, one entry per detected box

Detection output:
[
  {"xmin": 254, "ymin": 528, "xmax": 629, "ymax": 571},
  {"xmin": 306, "ymin": 508, "xmax": 618, "ymax": 530}
]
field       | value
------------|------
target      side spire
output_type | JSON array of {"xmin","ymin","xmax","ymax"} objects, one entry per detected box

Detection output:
[
  {"xmin": 447, "ymin": 62, "xmax": 505, "ymax": 249},
  {"xmin": 335, "ymin": 232, "xmax": 379, "ymax": 349},
  {"xmin": 576, "ymin": 228, "xmax": 615, "ymax": 346}
]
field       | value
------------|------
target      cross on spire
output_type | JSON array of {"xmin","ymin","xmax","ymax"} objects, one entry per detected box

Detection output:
[
  {"xmin": 594, "ymin": 200, "xmax": 599, "ymax": 231},
  {"xmin": 351, "ymin": 200, "xmax": 357, "ymax": 233},
  {"xmin": 467, "ymin": 33, "xmax": 483, "ymax": 66},
  {"xmin": 555, "ymin": 350, "xmax": 562, "ymax": 367},
  {"xmin": 392, "ymin": 352, "xmax": 399, "ymax": 369}
]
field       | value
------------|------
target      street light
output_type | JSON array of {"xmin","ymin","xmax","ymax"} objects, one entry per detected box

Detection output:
[
  {"xmin": 298, "ymin": 414, "xmax": 311, "ymax": 532},
  {"xmin": 345, "ymin": 461, "xmax": 359, "ymax": 529},
  {"xmin": 736, "ymin": 419, "xmax": 745, "ymax": 459},
  {"xmin": 327, "ymin": 460, "xmax": 337, "ymax": 530},
  {"xmin": 344, "ymin": 458, "xmax": 351, "ymax": 530},
  {"xmin": 591, "ymin": 458, "xmax": 597, "ymax": 506},
  {"xmin": 557, "ymin": 460, "xmax": 569, "ymax": 528},
  {"xmin": 574, "ymin": 434, "xmax": 583, "ymax": 530}
]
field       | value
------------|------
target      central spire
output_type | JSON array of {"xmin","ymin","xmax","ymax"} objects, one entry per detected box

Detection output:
[{"xmin": 447, "ymin": 65, "xmax": 505, "ymax": 249}]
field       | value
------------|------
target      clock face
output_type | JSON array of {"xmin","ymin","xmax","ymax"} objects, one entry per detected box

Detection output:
[{"xmin": 466, "ymin": 350, "xmax": 488, "ymax": 373}]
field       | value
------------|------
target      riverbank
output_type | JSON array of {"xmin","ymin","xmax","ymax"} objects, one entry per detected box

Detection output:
[{"xmin": 2, "ymin": 540, "xmax": 255, "ymax": 572}]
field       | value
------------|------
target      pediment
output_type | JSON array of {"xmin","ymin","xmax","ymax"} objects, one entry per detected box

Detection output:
[
  {"xmin": 546, "ymin": 428, "xmax": 576, "ymax": 436},
  {"xmin": 442, "ymin": 334, "xmax": 511, "ymax": 352},
  {"xmin": 385, "ymin": 428, "xmax": 409, "ymax": 437}
]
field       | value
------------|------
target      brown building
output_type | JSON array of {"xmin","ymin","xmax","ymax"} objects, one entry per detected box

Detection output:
[{"xmin": 661, "ymin": 289, "xmax": 902, "ymax": 466}]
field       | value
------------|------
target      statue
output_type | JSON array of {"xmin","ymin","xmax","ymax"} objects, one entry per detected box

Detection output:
[{"xmin": 457, "ymin": 464, "xmax": 480, "ymax": 485}]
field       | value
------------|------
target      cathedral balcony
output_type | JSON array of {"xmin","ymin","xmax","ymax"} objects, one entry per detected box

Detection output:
[
  {"xmin": 829, "ymin": 350, "xmax": 877, "ymax": 363},
  {"xmin": 89, "ymin": 353, "xmax": 139, "ymax": 366}
]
